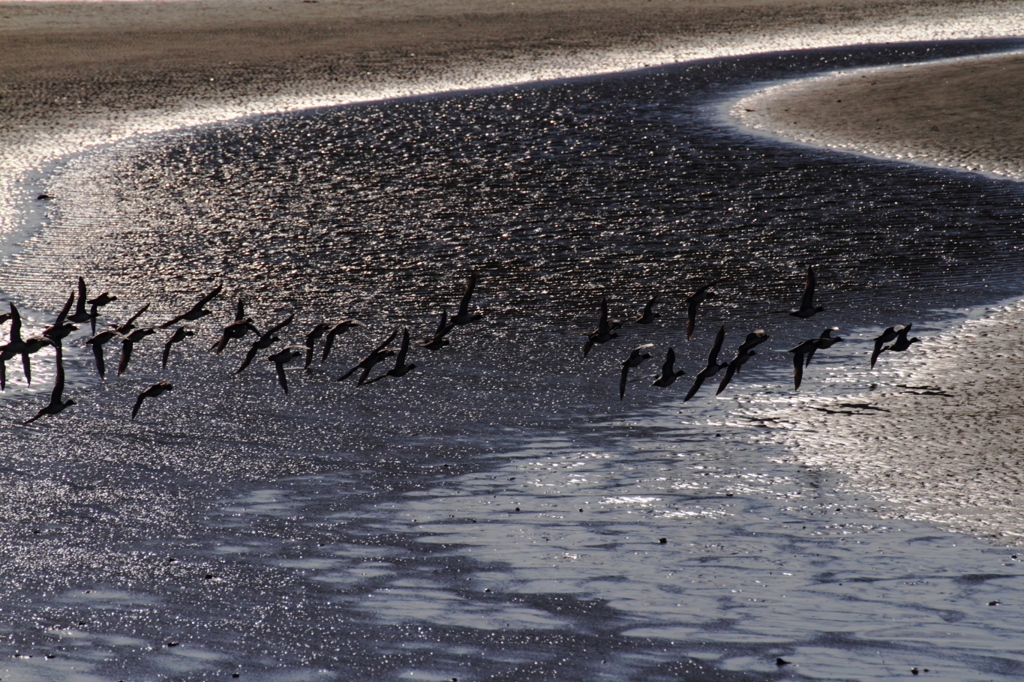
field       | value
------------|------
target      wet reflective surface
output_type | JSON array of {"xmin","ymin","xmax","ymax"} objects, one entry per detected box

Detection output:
[{"xmin": 3, "ymin": 39, "xmax": 1024, "ymax": 680}]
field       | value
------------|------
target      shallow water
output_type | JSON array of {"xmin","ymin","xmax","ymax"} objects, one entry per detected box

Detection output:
[{"xmin": 3, "ymin": 39, "xmax": 1024, "ymax": 681}]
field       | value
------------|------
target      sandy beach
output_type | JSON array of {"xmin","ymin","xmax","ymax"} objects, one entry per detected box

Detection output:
[{"xmin": 733, "ymin": 49, "xmax": 1024, "ymax": 180}]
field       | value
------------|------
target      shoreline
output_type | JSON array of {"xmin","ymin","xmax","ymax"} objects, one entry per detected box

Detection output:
[
  {"xmin": 732, "ymin": 48, "xmax": 1024, "ymax": 181},
  {"xmin": 4, "ymin": 0, "xmax": 1024, "ymax": 239}
]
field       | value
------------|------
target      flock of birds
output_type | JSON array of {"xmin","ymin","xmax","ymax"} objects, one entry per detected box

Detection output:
[
  {"xmin": 0, "ymin": 266, "xmax": 920, "ymax": 425},
  {"xmin": 584, "ymin": 266, "xmax": 919, "ymax": 401}
]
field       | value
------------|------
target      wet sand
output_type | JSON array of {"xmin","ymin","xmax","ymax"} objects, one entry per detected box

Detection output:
[
  {"xmin": 733, "ymin": 49, "xmax": 1024, "ymax": 180},
  {"xmin": 733, "ymin": 48, "xmax": 1024, "ymax": 541}
]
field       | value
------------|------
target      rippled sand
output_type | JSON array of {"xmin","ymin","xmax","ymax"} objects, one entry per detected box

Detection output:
[{"xmin": 733, "ymin": 50, "xmax": 1024, "ymax": 180}]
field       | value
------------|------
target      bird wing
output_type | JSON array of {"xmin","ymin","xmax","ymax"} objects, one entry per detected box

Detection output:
[
  {"xmin": 196, "ymin": 283, "xmax": 223, "ymax": 310},
  {"xmin": 801, "ymin": 267, "xmax": 816, "ymax": 309},
  {"xmin": 73, "ymin": 277, "xmax": 89, "ymax": 318},
  {"xmin": 92, "ymin": 342, "xmax": 106, "ymax": 380},
  {"xmin": 716, "ymin": 363, "xmax": 738, "ymax": 395},
  {"xmin": 236, "ymin": 343, "xmax": 261, "ymax": 374},
  {"xmin": 275, "ymin": 361, "xmax": 289, "ymax": 394},
  {"xmin": 619, "ymin": 364, "xmax": 630, "ymax": 400},
  {"xmin": 394, "ymin": 328, "xmax": 410, "ymax": 365},
  {"xmin": 707, "ymin": 325, "xmax": 726, "ymax": 364},
  {"xmin": 458, "ymin": 270, "xmax": 477, "ymax": 316},
  {"xmin": 685, "ymin": 298, "xmax": 699, "ymax": 340},
  {"xmin": 372, "ymin": 328, "xmax": 400, "ymax": 354},
  {"xmin": 596, "ymin": 298, "xmax": 610, "ymax": 335},
  {"xmin": 50, "ymin": 347, "xmax": 66, "ymax": 405},
  {"xmin": 792, "ymin": 351, "xmax": 804, "ymax": 391},
  {"xmin": 269, "ymin": 313, "xmax": 295, "ymax": 336},
  {"xmin": 131, "ymin": 394, "xmax": 146, "ymax": 420},
  {"xmin": 54, "ymin": 291, "xmax": 74, "ymax": 326},
  {"xmin": 684, "ymin": 376, "xmax": 705, "ymax": 402},
  {"xmin": 21, "ymin": 352, "xmax": 32, "ymax": 385},
  {"xmin": 117, "ymin": 340, "xmax": 134, "ymax": 376},
  {"xmin": 9, "ymin": 304, "xmax": 22, "ymax": 343},
  {"xmin": 582, "ymin": 334, "xmax": 596, "ymax": 358}
]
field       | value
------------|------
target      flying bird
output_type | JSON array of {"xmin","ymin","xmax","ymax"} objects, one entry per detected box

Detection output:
[
  {"xmin": 268, "ymin": 345, "xmax": 306, "ymax": 394},
  {"xmin": 803, "ymin": 327, "xmax": 843, "ymax": 367},
  {"xmin": 652, "ymin": 347, "xmax": 686, "ymax": 388},
  {"xmin": 633, "ymin": 295, "xmax": 660, "ymax": 325},
  {"xmin": 86, "ymin": 291, "xmax": 117, "ymax": 334},
  {"xmin": 43, "ymin": 291, "xmax": 78, "ymax": 347},
  {"xmin": 366, "ymin": 328, "xmax": 416, "ymax": 384},
  {"xmin": 117, "ymin": 327, "xmax": 156, "ymax": 376},
  {"xmin": 870, "ymin": 325, "xmax": 903, "ymax": 369},
  {"xmin": 685, "ymin": 279, "xmax": 725, "ymax": 340},
  {"xmin": 882, "ymin": 323, "xmax": 920, "ymax": 355},
  {"xmin": 114, "ymin": 303, "xmax": 151, "ymax": 336},
  {"xmin": 339, "ymin": 328, "xmax": 399, "ymax": 386},
  {"xmin": 85, "ymin": 329, "xmax": 120, "ymax": 380},
  {"xmin": 235, "ymin": 312, "xmax": 295, "ymax": 374},
  {"xmin": 684, "ymin": 325, "xmax": 729, "ymax": 402},
  {"xmin": 416, "ymin": 311, "xmax": 455, "ymax": 350},
  {"xmin": 582, "ymin": 298, "xmax": 621, "ymax": 357},
  {"xmin": 162, "ymin": 327, "xmax": 194, "ymax": 369},
  {"xmin": 303, "ymin": 322, "xmax": 331, "ymax": 369},
  {"xmin": 132, "ymin": 380, "xmax": 173, "ymax": 420},
  {"xmin": 23, "ymin": 346, "xmax": 75, "ymax": 425},
  {"xmin": 161, "ymin": 283, "xmax": 223, "ymax": 328},
  {"xmin": 67, "ymin": 277, "xmax": 93, "ymax": 324},
  {"xmin": 788, "ymin": 338, "xmax": 820, "ymax": 391},
  {"xmin": 619, "ymin": 344, "xmax": 654, "ymax": 400},
  {"xmin": 783, "ymin": 266, "xmax": 825, "ymax": 318},
  {"xmin": 211, "ymin": 299, "xmax": 260, "ymax": 354},
  {"xmin": 321, "ymin": 319, "xmax": 365, "ymax": 363},
  {"xmin": 716, "ymin": 329, "xmax": 769, "ymax": 395},
  {"xmin": 452, "ymin": 269, "xmax": 484, "ymax": 325}
]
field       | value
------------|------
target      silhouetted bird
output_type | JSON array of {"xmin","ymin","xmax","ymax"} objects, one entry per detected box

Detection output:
[
  {"xmin": 303, "ymin": 322, "xmax": 331, "ymax": 369},
  {"xmin": 366, "ymin": 328, "xmax": 417, "ymax": 384},
  {"xmin": 86, "ymin": 291, "xmax": 117, "ymax": 334},
  {"xmin": 783, "ymin": 266, "xmax": 825, "ymax": 318},
  {"xmin": 652, "ymin": 347, "xmax": 686, "ymax": 388},
  {"xmin": 132, "ymin": 380, "xmax": 173, "ymax": 420},
  {"xmin": 23, "ymin": 346, "xmax": 75, "ymax": 425},
  {"xmin": 236, "ymin": 313, "xmax": 295, "ymax": 374},
  {"xmin": 882, "ymin": 323, "xmax": 920, "ymax": 355},
  {"xmin": 633, "ymin": 295, "xmax": 659, "ymax": 324},
  {"xmin": 684, "ymin": 325, "xmax": 729, "ymax": 401},
  {"xmin": 804, "ymin": 327, "xmax": 843, "ymax": 367},
  {"xmin": 452, "ymin": 269, "xmax": 484, "ymax": 325},
  {"xmin": 321, "ymin": 319, "xmax": 366, "ymax": 363},
  {"xmin": 161, "ymin": 283, "xmax": 223, "ymax": 328},
  {"xmin": 268, "ymin": 345, "xmax": 306, "ymax": 394},
  {"xmin": 86, "ymin": 329, "xmax": 120, "ymax": 380},
  {"xmin": 583, "ymin": 298, "xmax": 621, "ymax": 357},
  {"xmin": 162, "ymin": 327, "xmax": 194, "ymax": 369},
  {"xmin": 43, "ymin": 291, "xmax": 78, "ymax": 347},
  {"xmin": 212, "ymin": 299, "xmax": 260, "ymax": 355},
  {"xmin": 67, "ymin": 277, "xmax": 93, "ymax": 324},
  {"xmin": 870, "ymin": 325, "xmax": 902, "ymax": 369},
  {"xmin": 619, "ymin": 344, "xmax": 654, "ymax": 399},
  {"xmin": 788, "ymin": 339, "xmax": 820, "ymax": 391},
  {"xmin": 339, "ymin": 329, "xmax": 399, "ymax": 386},
  {"xmin": 685, "ymin": 280, "xmax": 726, "ymax": 340},
  {"xmin": 416, "ymin": 311, "xmax": 455, "ymax": 350},
  {"xmin": 118, "ymin": 327, "xmax": 156, "ymax": 376},
  {"xmin": 114, "ymin": 303, "xmax": 150, "ymax": 336}
]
